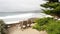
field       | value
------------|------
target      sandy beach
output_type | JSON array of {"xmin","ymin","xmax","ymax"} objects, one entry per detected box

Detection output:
[{"xmin": 7, "ymin": 24, "xmax": 47, "ymax": 34}]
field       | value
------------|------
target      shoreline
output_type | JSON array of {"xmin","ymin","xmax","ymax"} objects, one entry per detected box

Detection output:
[{"xmin": 0, "ymin": 13, "xmax": 52, "ymax": 24}]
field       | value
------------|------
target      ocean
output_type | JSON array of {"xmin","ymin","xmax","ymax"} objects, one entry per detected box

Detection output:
[
  {"xmin": 0, "ymin": 12, "xmax": 26, "ymax": 17},
  {"xmin": 0, "ymin": 12, "xmax": 51, "ymax": 24}
]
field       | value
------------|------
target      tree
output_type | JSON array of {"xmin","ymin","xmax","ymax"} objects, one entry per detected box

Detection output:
[
  {"xmin": 41, "ymin": 0, "xmax": 60, "ymax": 19},
  {"xmin": 33, "ymin": 0, "xmax": 60, "ymax": 34},
  {"xmin": 45, "ymin": 0, "xmax": 58, "ymax": 2},
  {"xmin": 0, "ymin": 20, "xmax": 7, "ymax": 34}
]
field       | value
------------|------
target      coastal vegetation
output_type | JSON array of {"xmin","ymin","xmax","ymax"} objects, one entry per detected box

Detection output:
[
  {"xmin": 0, "ymin": 20, "xmax": 7, "ymax": 34},
  {"xmin": 0, "ymin": 0, "xmax": 60, "ymax": 34},
  {"xmin": 41, "ymin": 0, "xmax": 60, "ymax": 19},
  {"xmin": 33, "ymin": 0, "xmax": 60, "ymax": 34},
  {"xmin": 33, "ymin": 17, "xmax": 60, "ymax": 34}
]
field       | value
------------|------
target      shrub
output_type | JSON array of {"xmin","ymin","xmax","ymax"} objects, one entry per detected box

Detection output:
[
  {"xmin": 33, "ymin": 17, "xmax": 60, "ymax": 34},
  {"xmin": 0, "ymin": 20, "xmax": 7, "ymax": 34}
]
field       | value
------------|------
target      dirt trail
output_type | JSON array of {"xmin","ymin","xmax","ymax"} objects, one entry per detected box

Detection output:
[{"xmin": 7, "ymin": 26, "xmax": 47, "ymax": 34}]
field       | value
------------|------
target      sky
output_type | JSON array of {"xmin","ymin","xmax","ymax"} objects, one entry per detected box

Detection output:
[{"xmin": 0, "ymin": 0, "xmax": 46, "ymax": 12}]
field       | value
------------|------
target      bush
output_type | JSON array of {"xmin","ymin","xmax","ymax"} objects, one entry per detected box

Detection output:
[
  {"xmin": 0, "ymin": 20, "xmax": 7, "ymax": 34},
  {"xmin": 33, "ymin": 17, "xmax": 60, "ymax": 34}
]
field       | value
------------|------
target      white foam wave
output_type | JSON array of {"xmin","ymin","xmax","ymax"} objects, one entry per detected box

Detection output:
[{"xmin": 0, "ymin": 13, "xmax": 52, "ymax": 24}]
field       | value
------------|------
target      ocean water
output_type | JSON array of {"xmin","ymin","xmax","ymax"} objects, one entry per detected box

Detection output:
[
  {"xmin": 0, "ymin": 12, "xmax": 26, "ymax": 17},
  {"xmin": 0, "ymin": 12, "xmax": 51, "ymax": 24}
]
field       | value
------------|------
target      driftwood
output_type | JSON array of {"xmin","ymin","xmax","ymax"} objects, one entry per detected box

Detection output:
[
  {"xmin": 5, "ymin": 18, "xmax": 36, "ymax": 31},
  {"xmin": 6, "ymin": 18, "xmax": 39, "ymax": 31},
  {"xmin": 19, "ymin": 19, "xmax": 32, "ymax": 29},
  {"xmin": 19, "ymin": 18, "xmax": 39, "ymax": 29},
  {"xmin": 19, "ymin": 21, "xmax": 27, "ymax": 29}
]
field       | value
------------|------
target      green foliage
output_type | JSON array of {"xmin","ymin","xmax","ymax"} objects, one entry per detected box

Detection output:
[
  {"xmin": 35, "ymin": 0, "xmax": 60, "ymax": 34},
  {"xmin": 41, "ymin": 2, "xmax": 60, "ymax": 8},
  {"xmin": 41, "ymin": 1, "xmax": 60, "ymax": 18},
  {"xmin": 33, "ymin": 17, "xmax": 60, "ymax": 34},
  {"xmin": 46, "ymin": 20, "xmax": 60, "ymax": 34},
  {"xmin": 42, "ymin": 6, "xmax": 60, "ymax": 18},
  {"xmin": 0, "ymin": 20, "xmax": 7, "ymax": 34},
  {"xmin": 42, "ymin": 10, "xmax": 53, "ymax": 15},
  {"xmin": 45, "ymin": 0, "xmax": 58, "ymax": 2}
]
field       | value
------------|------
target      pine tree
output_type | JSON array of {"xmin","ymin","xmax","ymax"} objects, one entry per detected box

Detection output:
[
  {"xmin": 33, "ymin": 0, "xmax": 60, "ymax": 34},
  {"xmin": 41, "ymin": 0, "xmax": 60, "ymax": 19}
]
